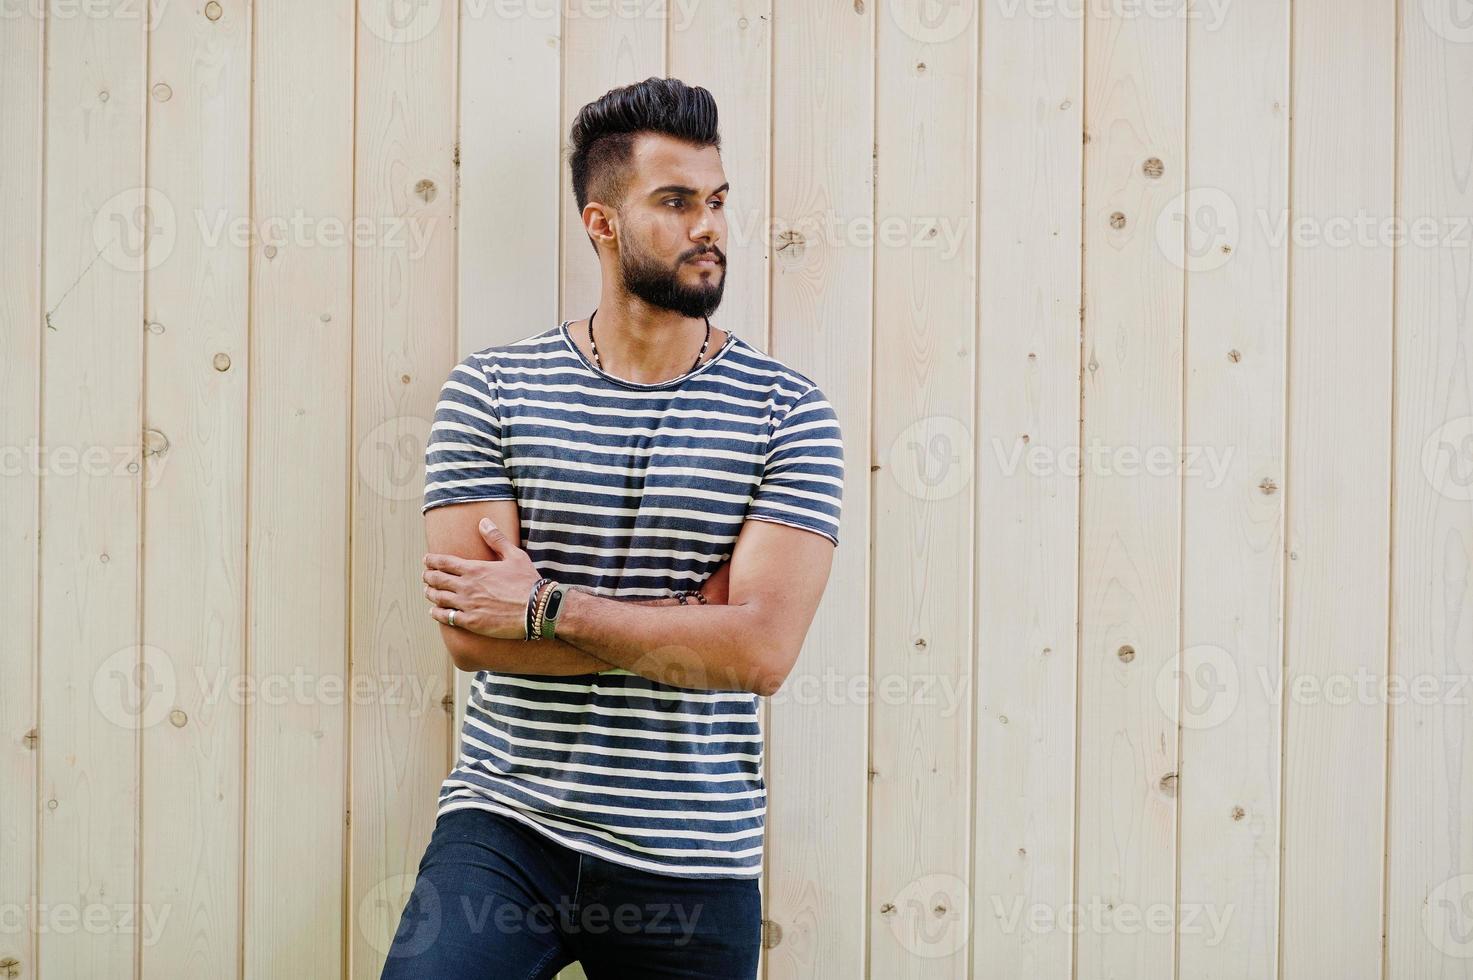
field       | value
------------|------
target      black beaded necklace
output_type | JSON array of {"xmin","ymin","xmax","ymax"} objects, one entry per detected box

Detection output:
[{"xmin": 587, "ymin": 307, "xmax": 711, "ymax": 377}]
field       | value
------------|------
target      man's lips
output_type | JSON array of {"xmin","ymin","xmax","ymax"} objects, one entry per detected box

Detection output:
[{"xmin": 690, "ymin": 255, "xmax": 721, "ymax": 266}]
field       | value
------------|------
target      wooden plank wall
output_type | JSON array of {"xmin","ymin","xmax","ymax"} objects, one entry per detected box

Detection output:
[{"xmin": 1, "ymin": 1, "xmax": 1471, "ymax": 979}]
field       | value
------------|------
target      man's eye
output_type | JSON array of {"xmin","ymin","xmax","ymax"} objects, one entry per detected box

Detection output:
[
  {"xmin": 665, "ymin": 199, "xmax": 685, "ymax": 208},
  {"xmin": 711, "ymin": 200, "xmax": 725, "ymax": 210}
]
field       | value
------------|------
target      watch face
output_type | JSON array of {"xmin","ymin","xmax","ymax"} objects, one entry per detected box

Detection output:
[{"xmin": 545, "ymin": 589, "xmax": 564, "ymax": 619}]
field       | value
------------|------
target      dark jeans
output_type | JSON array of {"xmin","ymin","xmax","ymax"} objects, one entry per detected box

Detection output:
[{"xmin": 378, "ymin": 806, "xmax": 762, "ymax": 979}]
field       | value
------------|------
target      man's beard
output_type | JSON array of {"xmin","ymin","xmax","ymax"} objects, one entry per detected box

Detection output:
[{"xmin": 618, "ymin": 233, "xmax": 726, "ymax": 319}]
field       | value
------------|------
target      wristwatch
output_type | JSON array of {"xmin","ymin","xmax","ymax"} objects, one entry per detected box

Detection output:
[{"xmin": 540, "ymin": 582, "xmax": 569, "ymax": 640}]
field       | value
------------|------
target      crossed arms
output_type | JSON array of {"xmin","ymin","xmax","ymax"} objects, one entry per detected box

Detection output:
[{"xmin": 423, "ymin": 497, "xmax": 835, "ymax": 696}]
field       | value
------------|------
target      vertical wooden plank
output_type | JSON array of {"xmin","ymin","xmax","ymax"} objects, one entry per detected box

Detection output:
[
  {"xmin": 763, "ymin": 2, "xmax": 871, "ymax": 977},
  {"xmin": 869, "ymin": 3, "xmax": 976, "ymax": 979},
  {"xmin": 972, "ymin": 0, "xmax": 1081, "ymax": 976},
  {"xmin": 667, "ymin": 5, "xmax": 771, "ymax": 976},
  {"xmin": 667, "ymin": 0, "xmax": 771, "ymax": 352},
  {"xmin": 1076, "ymin": 2, "xmax": 1184, "ymax": 977},
  {"xmin": 37, "ymin": 2, "xmax": 147, "ymax": 977},
  {"xmin": 140, "ymin": 1, "xmax": 252, "ymax": 974},
  {"xmin": 0, "ymin": 7, "xmax": 44, "ymax": 979},
  {"xmin": 557, "ymin": 0, "xmax": 664, "ymax": 320},
  {"xmin": 1176, "ymin": 2, "xmax": 1289, "ymax": 979},
  {"xmin": 452, "ymin": 0, "xmax": 564, "ymax": 786},
  {"xmin": 245, "ymin": 1, "xmax": 354, "ymax": 975},
  {"xmin": 1279, "ymin": 1, "xmax": 1394, "ymax": 977},
  {"xmin": 349, "ymin": 1, "xmax": 459, "ymax": 975},
  {"xmin": 1386, "ymin": 4, "xmax": 1473, "ymax": 978}
]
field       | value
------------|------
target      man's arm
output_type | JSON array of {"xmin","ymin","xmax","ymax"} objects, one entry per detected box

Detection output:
[
  {"xmin": 426, "ymin": 498, "xmax": 729, "ymax": 675},
  {"xmin": 552, "ymin": 516, "xmax": 835, "ymax": 697}
]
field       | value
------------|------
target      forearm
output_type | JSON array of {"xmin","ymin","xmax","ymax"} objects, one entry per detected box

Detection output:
[
  {"xmin": 448, "ymin": 595, "xmax": 684, "ymax": 674},
  {"xmin": 554, "ymin": 590, "xmax": 771, "ymax": 695}
]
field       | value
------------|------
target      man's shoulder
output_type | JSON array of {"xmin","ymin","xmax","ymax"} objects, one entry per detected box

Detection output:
[
  {"xmin": 722, "ymin": 335, "xmax": 824, "ymax": 398},
  {"xmin": 463, "ymin": 323, "xmax": 563, "ymax": 366}
]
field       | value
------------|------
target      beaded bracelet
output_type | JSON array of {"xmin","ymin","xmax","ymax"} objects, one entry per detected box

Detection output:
[
  {"xmin": 530, "ymin": 579, "xmax": 557, "ymax": 639},
  {"xmin": 675, "ymin": 590, "xmax": 708, "ymax": 606},
  {"xmin": 525, "ymin": 577, "xmax": 552, "ymax": 640}
]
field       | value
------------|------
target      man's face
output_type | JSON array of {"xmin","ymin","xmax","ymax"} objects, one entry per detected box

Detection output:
[{"xmin": 612, "ymin": 134, "xmax": 729, "ymax": 319}]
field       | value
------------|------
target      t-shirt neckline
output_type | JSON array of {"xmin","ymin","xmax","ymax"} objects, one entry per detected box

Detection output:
[{"xmin": 558, "ymin": 318, "xmax": 738, "ymax": 391}]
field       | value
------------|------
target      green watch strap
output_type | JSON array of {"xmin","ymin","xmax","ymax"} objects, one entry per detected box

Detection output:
[{"xmin": 540, "ymin": 582, "xmax": 567, "ymax": 640}]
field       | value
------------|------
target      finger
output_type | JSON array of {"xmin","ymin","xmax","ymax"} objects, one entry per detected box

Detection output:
[
  {"xmin": 428, "ymin": 604, "xmax": 451, "ymax": 625},
  {"xmin": 424, "ymin": 585, "xmax": 458, "ymax": 606},
  {"xmin": 424, "ymin": 552, "xmax": 471, "ymax": 575},
  {"xmin": 477, "ymin": 517, "xmax": 515, "ymax": 554},
  {"xmin": 422, "ymin": 568, "xmax": 457, "ymax": 589}
]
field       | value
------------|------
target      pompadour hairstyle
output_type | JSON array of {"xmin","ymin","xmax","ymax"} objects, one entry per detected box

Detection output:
[{"xmin": 567, "ymin": 76, "xmax": 721, "ymax": 254}]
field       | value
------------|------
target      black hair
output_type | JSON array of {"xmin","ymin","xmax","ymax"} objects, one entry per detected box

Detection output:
[{"xmin": 567, "ymin": 76, "xmax": 721, "ymax": 255}]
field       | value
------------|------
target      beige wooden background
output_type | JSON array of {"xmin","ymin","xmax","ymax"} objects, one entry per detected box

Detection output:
[{"xmin": 4, "ymin": 0, "xmax": 1473, "ymax": 978}]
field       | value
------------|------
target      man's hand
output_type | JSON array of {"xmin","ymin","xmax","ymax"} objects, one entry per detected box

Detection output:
[
  {"xmin": 423, "ymin": 517, "xmax": 542, "ymax": 639},
  {"xmin": 699, "ymin": 557, "xmax": 731, "ymax": 604}
]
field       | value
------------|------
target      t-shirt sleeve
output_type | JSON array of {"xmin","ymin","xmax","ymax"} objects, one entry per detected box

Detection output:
[
  {"xmin": 422, "ymin": 352, "xmax": 517, "ymax": 514},
  {"xmin": 746, "ymin": 384, "xmax": 845, "ymax": 545}
]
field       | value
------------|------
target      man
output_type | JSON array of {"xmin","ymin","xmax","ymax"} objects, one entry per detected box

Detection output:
[{"xmin": 381, "ymin": 76, "xmax": 844, "ymax": 979}]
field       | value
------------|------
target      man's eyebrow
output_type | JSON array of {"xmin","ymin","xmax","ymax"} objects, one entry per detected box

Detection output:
[{"xmin": 648, "ymin": 182, "xmax": 730, "ymax": 197}]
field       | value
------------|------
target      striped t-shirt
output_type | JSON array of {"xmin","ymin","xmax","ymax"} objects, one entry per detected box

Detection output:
[{"xmin": 422, "ymin": 318, "xmax": 845, "ymax": 878}]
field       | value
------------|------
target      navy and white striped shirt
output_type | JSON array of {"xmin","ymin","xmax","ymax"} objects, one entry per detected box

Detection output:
[{"xmin": 422, "ymin": 319, "xmax": 844, "ymax": 878}]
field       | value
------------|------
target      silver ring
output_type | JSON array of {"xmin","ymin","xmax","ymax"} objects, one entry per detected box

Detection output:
[{"xmin": 448, "ymin": 608, "xmax": 457, "ymax": 627}]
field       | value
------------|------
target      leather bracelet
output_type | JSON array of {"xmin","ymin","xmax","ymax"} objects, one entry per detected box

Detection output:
[
  {"xmin": 526, "ymin": 577, "xmax": 551, "ymax": 640},
  {"xmin": 530, "ymin": 579, "xmax": 556, "ymax": 640}
]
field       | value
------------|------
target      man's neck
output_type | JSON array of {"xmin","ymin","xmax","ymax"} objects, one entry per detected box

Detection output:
[{"xmin": 574, "ymin": 298, "xmax": 725, "ymax": 384}]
